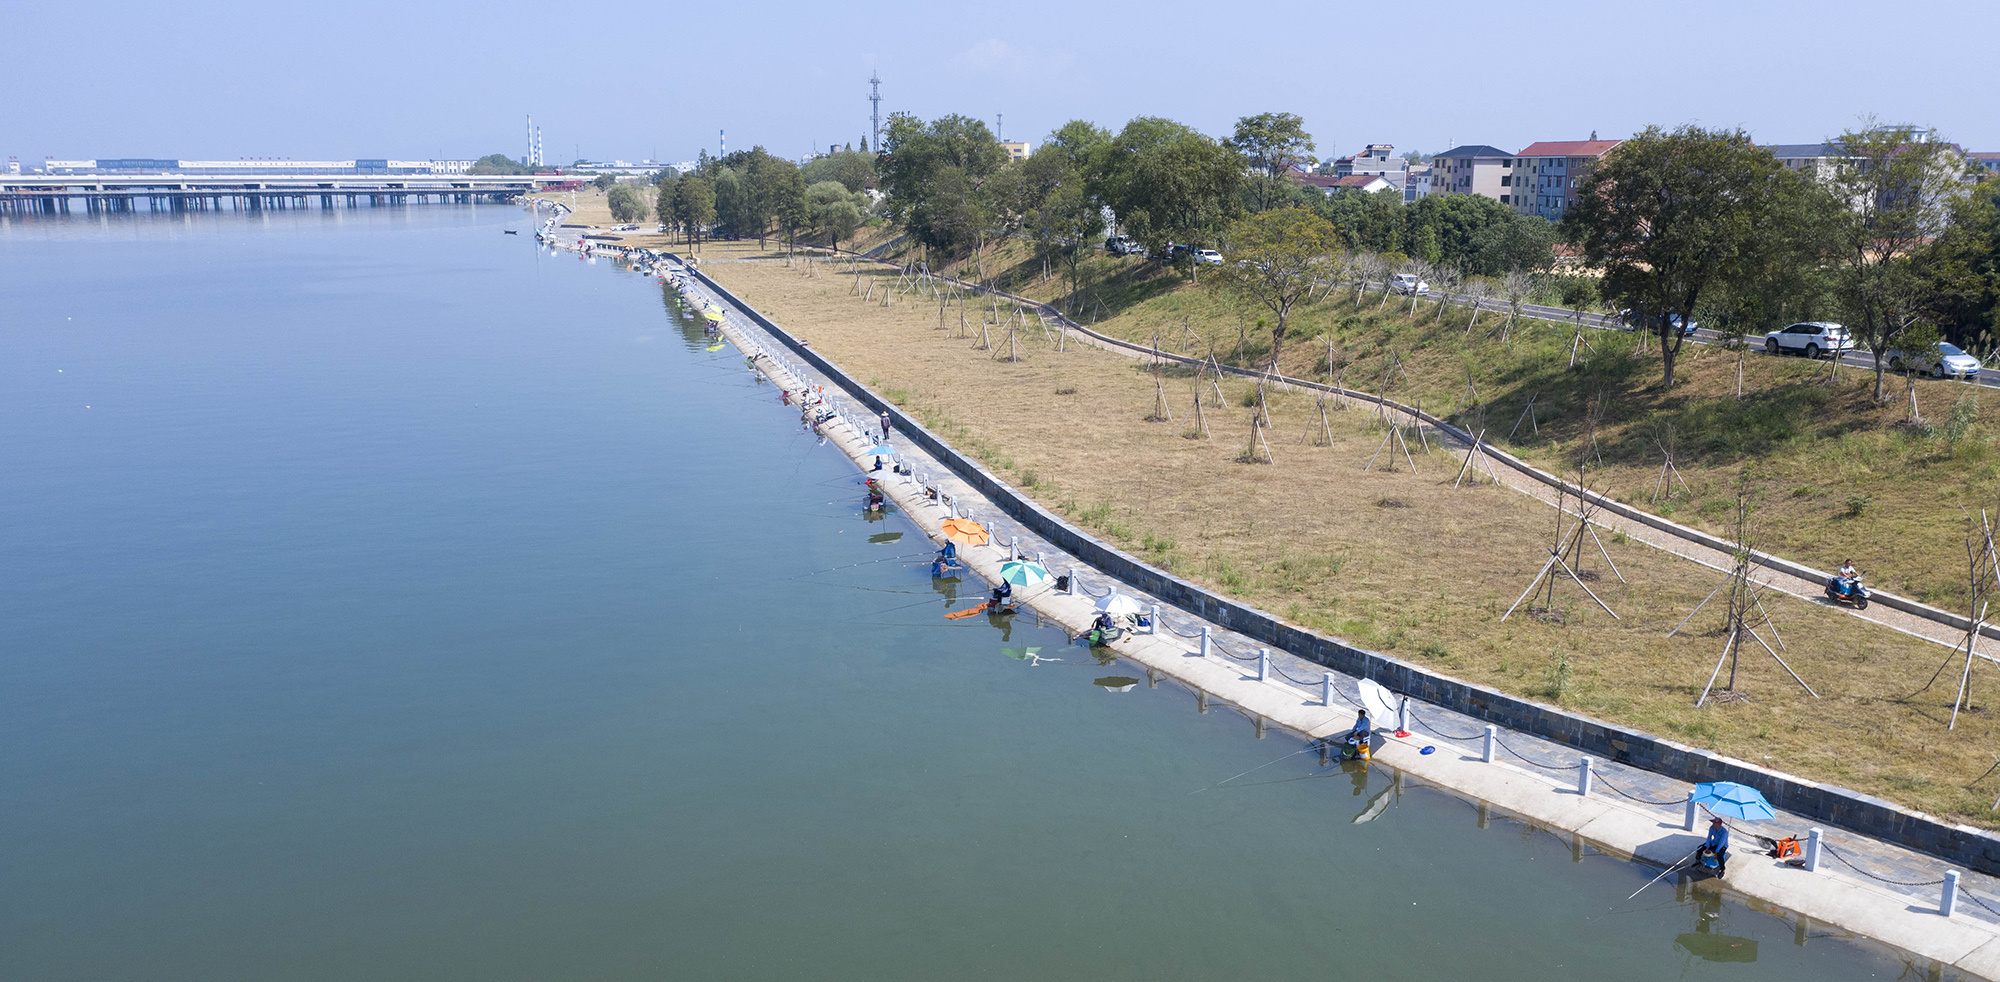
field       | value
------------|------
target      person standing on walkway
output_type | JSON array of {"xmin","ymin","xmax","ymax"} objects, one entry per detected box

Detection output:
[{"xmin": 879, "ymin": 410, "xmax": 894, "ymax": 443}]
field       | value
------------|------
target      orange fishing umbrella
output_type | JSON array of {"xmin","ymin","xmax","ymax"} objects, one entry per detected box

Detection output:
[{"xmin": 940, "ymin": 518, "xmax": 991, "ymax": 547}]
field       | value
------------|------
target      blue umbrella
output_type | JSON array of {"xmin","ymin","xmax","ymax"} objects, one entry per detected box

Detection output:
[
  {"xmin": 1692, "ymin": 781, "xmax": 1776, "ymax": 821},
  {"xmin": 862, "ymin": 444, "xmax": 897, "ymax": 456}
]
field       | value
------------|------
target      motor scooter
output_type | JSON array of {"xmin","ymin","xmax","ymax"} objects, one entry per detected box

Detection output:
[{"xmin": 1825, "ymin": 575, "xmax": 1870, "ymax": 610}]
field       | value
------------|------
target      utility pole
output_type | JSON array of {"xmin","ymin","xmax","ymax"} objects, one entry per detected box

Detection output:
[{"xmin": 869, "ymin": 72, "xmax": 883, "ymax": 151}]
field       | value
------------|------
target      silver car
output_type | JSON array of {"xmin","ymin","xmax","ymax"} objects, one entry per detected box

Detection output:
[{"xmin": 1889, "ymin": 342, "xmax": 1984, "ymax": 379}]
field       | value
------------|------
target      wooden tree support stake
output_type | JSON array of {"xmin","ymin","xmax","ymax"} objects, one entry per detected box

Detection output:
[{"xmin": 1237, "ymin": 415, "xmax": 1275, "ymax": 464}]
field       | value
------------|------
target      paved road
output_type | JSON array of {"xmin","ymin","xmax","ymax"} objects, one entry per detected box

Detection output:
[{"xmin": 1400, "ymin": 283, "xmax": 2000, "ymax": 390}]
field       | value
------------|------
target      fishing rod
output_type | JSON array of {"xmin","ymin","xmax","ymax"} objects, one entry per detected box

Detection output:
[
  {"xmin": 1627, "ymin": 847, "xmax": 1702, "ymax": 901},
  {"xmin": 1187, "ymin": 746, "xmax": 1320, "ymax": 796}
]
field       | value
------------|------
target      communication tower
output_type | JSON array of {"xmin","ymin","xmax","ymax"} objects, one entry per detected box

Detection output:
[
  {"xmin": 869, "ymin": 72, "xmax": 883, "ymax": 150},
  {"xmin": 525, "ymin": 116, "xmax": 543, "ymax": 168}
]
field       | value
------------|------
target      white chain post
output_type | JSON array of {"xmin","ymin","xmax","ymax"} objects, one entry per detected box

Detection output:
[
  {"xmin": 1482, "ymin": 725, "xmax": 1496, "ymax": 763},
  {"xmin": 1147, "ymin": 604, "xmax": 1160, "ymax": 635},
  {"xmin": 1395, "ymin": 697, "xmax": 1408, "ymax": 734},
  {"xmin": 1805, "ymin": 828, "xmax": 1823, "ymax": 872},
  {"xmin": 1257, "ymin": 648, "xmax": 1270, "ymax": 681},
  {"xmin": 1683, "ymin": 792, "xmax": 1699, "ymax": 831},
  {"xmin": 1943, "ymin": 871, "xmax": 1961, "ymax": 917},
  {"xmin": 1322, "ymin": 672, "xmax": 1335, "ymax": 707},
  {"xmin": 1063, "ymin": 567, "xmax": 1075, "ymax": 595},
  {"xmin": 1578, "ymin": 757, "xmax": 1594, "ymax": 797},
  {"xmin": 1198, "ymin": 626, "xmax": 1211, "ymax": 658},
  {"xmin": 1009, "ymin": 536, "xmax": 1019, "ymax": 561}
]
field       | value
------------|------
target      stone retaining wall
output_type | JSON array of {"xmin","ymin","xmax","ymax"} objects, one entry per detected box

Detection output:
[{"xmin": 680, "ymin": 259, "xmax": 2000, "ymax": 877}]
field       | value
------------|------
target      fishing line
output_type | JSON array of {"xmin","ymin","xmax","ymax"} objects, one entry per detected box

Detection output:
[
  {"xmin": 838, "ymin": 596, "xmax": 964, "ymax": 621},
  {"xmin": 1187, "ymin": 746, "xmax": 1320, "ymax": 795},
  {"xmin": 787, "ymin": 553, "xmax": 935, "ymax": 579}
]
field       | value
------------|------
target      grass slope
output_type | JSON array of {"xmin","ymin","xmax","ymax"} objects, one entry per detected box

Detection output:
[{"xmin": 700, "ymin": 241, "xmax": 2000, "ymax": 828}]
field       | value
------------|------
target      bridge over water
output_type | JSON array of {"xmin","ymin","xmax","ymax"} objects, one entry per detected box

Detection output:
[{"xmin": 0, "ymin": 172, "xmax": 567, "ymax": 213}]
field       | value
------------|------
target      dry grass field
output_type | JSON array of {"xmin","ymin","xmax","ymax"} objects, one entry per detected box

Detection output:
[{"xmin": 700, "ymin": 242, "xmax": 2000, "ymax": 827}]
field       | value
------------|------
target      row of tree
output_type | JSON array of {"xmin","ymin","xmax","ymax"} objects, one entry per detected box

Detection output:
[
  {"xmin": 1565, "ymin": 124, "xmax": 1998, "ymax": 396},
  {"xmin": 644, "ymin": 148, "xmax": 875, "ymax": 253},
  {"xmin": 873, "ymin": 111, "xmax": 1560, "ymax": 294}
]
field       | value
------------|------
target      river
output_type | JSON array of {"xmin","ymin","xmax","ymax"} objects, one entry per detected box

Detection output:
[{"xmin": 0, "ymin": 203, "xmax": 1950, "ymax": 980}]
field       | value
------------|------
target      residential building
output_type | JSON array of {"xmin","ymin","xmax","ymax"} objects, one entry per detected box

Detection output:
[
  {"xmin": 1968, "ymin": 152, "xmax": 1999, "ymax": 176},
  {"xmin": 1511, "ymin": 139, "xmax": 1623, "ymax": 220},
  {"xmin": 1427, "ymin": 145, "xmax": 1514, "ymax": 204},
  {"xmin": 1767, "ymin": 143, "xmax": 1852, "ymax": 181},
  {"xmin": 1000, "ymin": 141, "xmax": 1032, "ymax": 160},
  {"xmin": 1333, "ymin": 144, "xmax": 1408, "ymax": 184},
  {"xmin": 1404, "ymin": 165, "xmax": 1432, "ymax": 202},
  {"xmin": 1290, "ymin": 172, "xmax": 1400, "ymax": 196}
]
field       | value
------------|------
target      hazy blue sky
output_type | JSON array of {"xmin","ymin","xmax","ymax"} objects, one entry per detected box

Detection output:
[{"xmin": 9, "ymin": 0, "xmax": 1995, "ymax": 166}]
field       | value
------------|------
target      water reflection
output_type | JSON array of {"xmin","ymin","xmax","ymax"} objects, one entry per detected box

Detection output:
[{"xmin": 1094, "ymin": 676, "xmax": 1140, "ymax": 692}]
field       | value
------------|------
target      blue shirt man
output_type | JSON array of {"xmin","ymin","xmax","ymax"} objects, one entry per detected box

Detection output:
[
  {"xmin": 1349, "ymin": 710, "xmax": 1372, "ymax": 743},
  {"xmin": 1704, "ymin": 818, "xmax": 1731, "ymax": 877}
]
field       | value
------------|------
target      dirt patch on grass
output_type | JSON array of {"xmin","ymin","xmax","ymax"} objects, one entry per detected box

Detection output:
[{"xmin": 701, "ymin": 241, "xmax": 2000, "ymax": 827}]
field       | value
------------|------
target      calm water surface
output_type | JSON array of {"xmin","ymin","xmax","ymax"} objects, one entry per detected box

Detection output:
[{"xmin": 0, "ymin": 206, "xmax": 1939, "ymax": 980}]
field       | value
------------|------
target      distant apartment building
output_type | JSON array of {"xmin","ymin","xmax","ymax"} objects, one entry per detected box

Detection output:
[
  {"xmin": 1334, "ymin": 144, "xmax": 1408, "ymax": 183},
  {"xmin": 1427, "ymin": 145, "xmax": 1514, "ymax": 204},
  {"xmin": 1000, "ymin": 141, "xmax": 1032, "ymax": 161},
  {"xmin": 1404, "ymin": 164, "xmax": 1432, "ymax": 202},
  {"xmin": 1766, "ymin": 143, "xmax": 1852, "ymax": 181},
  {"xmin": 1290, "ymin": 172, "xmax": 1400, "ymax": 196},
  {"xmin": 1972, "ymin": 152, "xmax": 2000, "ymax": 176},
  {"xmin": 1511, "ymin": 139, "xmax": 1623, "ymax": 220}
]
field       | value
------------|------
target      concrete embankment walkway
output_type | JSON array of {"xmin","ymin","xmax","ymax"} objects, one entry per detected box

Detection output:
[{"xmin": 546, "ymin": 227, "xmax": 2000, "ymax": 979}]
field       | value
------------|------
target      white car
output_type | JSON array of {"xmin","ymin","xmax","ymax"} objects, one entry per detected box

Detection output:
[
  {"xmin": 1193, "ymin": 248, "xmax": 1223, "ymax": 266},
  {"xmin": 1764, "ymin": 321, "xmax": 1854, "ymax": 359},
  {"xmin": 1389, "ymin": 273, "xmax": 1430, "ymax": 296},
  {"xmin": 1889, "ymin": 342, "xmax": 1984, "ymax": 379}
]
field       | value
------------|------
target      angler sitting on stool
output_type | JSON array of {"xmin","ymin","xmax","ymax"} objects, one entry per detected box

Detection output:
[
  {"xmin": 989, "ymin": 579, "xmax": 1014, "ymax": 610},
  {"xmin": 1700, "ymin": 818, "xmax": 1730, "ymax": 878},
  {"xmin": 932, "ymin": 540, "xmax": 961, "ymax": 577},
  {"xmin": 1341, "ymin": 709, "xmax": 1373, "ymax": 760}
]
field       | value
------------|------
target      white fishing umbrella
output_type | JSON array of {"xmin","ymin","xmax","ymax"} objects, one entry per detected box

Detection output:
[{"xmin": 1094, "ymin": 593, "xmax": 1144, "ymax": 617}]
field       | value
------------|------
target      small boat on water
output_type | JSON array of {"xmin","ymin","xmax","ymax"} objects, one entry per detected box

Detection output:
[{"xmin": 503, "ymin": 229, "xmax": 518, "ymax": 235}]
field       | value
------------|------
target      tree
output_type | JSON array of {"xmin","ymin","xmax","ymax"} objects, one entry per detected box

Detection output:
[
  {"xmin": 803, "ymin": 149, "xmax": 875, "ymax": 194},
  {"xmin": 1563, "ymin": 125, "xmax": 1814, "ymax": 387},
  {"xmin": 1213, "ymin": 208, "xmax": 1341, "ymax": 368},
  {"xmin": 654, "ymin": 171, "xmax": 679, "ymax": 233},
  {"xmin": 876, "ymin": 112, "xmax": 1009, "ymax": 260},
  {"xmin": 592, "ymin": 172, "xmax": 617, "ymax": 192},
  {"xmin": 1226, "ymin": 113, "xmax": 1315, "ymax": 213},
  {"xmin": 607, "ymin": 183, "xmax": 650, "ymax": 223},
  {"xmin": 1102, "ymin": 117, "xmax": 1243, "ymax": 281},
  {"xmin": 1017, "ymin": 131, "xmax": 1106, "ymax": 301},
  {"xmin": 807, "ymin": 181, "xmax": 866, "ymax": 252},
  {"xmin": 762, "ymin": 160, "xmax": 810, "ymax": 255},
  {"xmin": 1823, "ymin": 124, "xmax": 1977, "ymax": 401},
  {"xmin": 470, "ymin": 153, "xmax": 531, "ymax": 175},
  {"xmin": 674, "ymin": 175, "xmax": 715, "ymax": 252},
  {"xmin": 711, "ymin": 168, "xmax": 751, "ymax": 239}
]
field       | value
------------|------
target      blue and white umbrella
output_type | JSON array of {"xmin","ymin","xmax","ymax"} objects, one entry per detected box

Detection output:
[
  {"xmin": 862, "ymin": 444, "xmax": 897, "ymax": 457},
  {"xmin": 999, "ymin": 560, "xmax": 1050, "ymax": 587}
]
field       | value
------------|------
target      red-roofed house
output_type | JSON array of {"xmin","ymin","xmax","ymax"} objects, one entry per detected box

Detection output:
[
  {"xmin": 1288, "ymin": 172, "xmax": 1400, "ymax": 196},
  {"xmin": 1513, "ymin": 139, "xmax": 1623, "ymax": 220}
]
